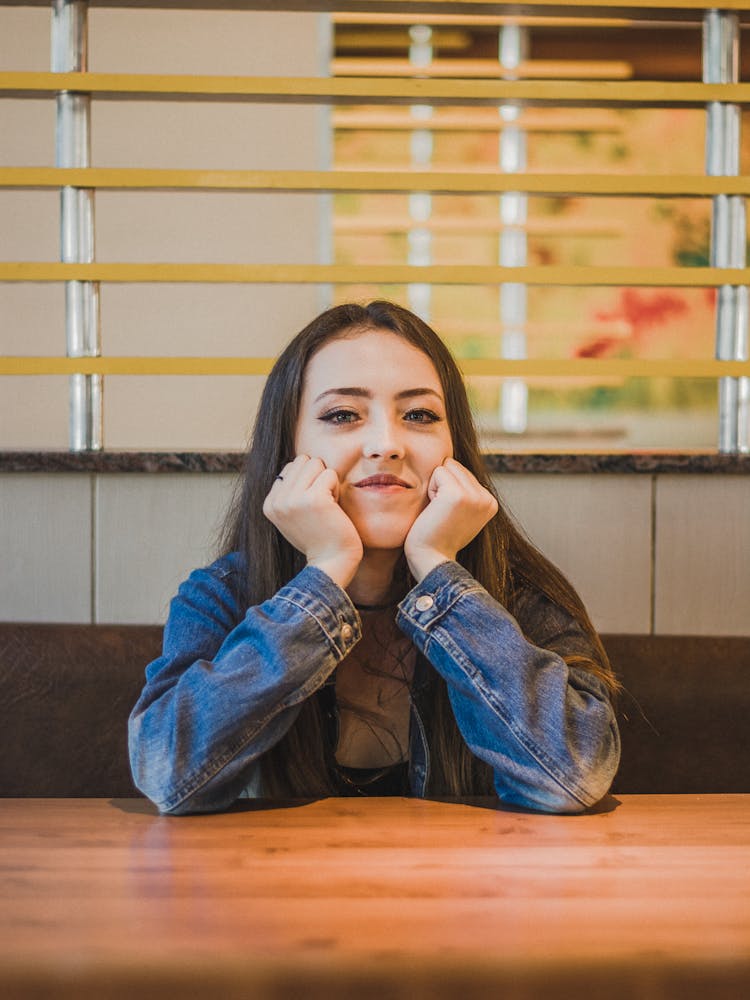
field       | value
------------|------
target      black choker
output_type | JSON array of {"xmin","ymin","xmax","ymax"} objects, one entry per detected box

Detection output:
[{"xmin": 354, "ymin": 601, "xmax": 396, "ymax": 612}]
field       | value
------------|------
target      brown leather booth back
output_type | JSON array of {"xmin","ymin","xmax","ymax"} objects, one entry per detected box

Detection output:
[
  {"xmin": 605, "ymin": 634, "xmax": 750, "ymax": 794},
  {"xmin": 0, "ymin": 623, "xmax": 161, "ymax": 797},
  {"xmin": 1, "ymin": 624, "xmax": 748, "ymax": 797}
]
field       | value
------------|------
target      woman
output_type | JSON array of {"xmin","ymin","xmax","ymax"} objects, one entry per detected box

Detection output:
[{"xmin": 129, "ymin": 301, "xmax": 620, "ymax": 814}]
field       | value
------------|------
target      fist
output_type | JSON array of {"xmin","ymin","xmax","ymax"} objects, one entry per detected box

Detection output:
[
  {"xmin": 404, "ymin": 458, "xmax": 498, "ymax": 581},
  {"xmin": 262, "ymin": 455, "xmax": 363, "ymax": 588}
]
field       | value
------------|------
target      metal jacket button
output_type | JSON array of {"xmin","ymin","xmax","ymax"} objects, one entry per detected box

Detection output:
[
  {"xmin": 341, "ymin": 624, "xmax": 353, "ymax": 641},
  {"xmin": 415, "ymin": 595, "xmax": 434, "ymax": 612}
]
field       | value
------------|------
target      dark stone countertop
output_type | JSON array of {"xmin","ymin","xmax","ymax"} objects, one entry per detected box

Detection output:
[{"xmin": 1, "ymin": 450, "xmax": 749, "ymax": 474}]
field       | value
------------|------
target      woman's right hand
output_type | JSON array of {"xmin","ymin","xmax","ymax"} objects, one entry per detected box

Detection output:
[{"xmin": 262, "ymin": 455, "xmax": 363, "ymax": 589}]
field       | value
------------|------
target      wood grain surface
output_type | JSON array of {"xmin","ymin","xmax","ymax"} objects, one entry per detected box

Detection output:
[{"xmin": 1, "ymin": 795, "xmax": 748, "ymax": 999}]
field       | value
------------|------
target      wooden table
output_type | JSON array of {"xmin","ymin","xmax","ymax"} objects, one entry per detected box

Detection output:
[{"xmin": 2, "ymin": 795, "xmax": 749, "ymax": 999}]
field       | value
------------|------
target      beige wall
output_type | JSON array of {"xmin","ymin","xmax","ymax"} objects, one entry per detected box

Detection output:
[
  {"xmin": 2, "ymin": 471, "xmax": 748, "ymax": 635},
  {"xmin": 0, "ymin": 5, "xmax": 330, "ymax": 450}
]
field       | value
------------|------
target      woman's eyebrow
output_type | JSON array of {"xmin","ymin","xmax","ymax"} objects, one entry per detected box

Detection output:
[
  {"xmin": 314, "ymin": 386, "xmax": 443, "ymax": 403},
  {"xmin": 314, "ymin": 386, "xmax": 369, "ymax": 403},
  {"xmin": 396, "ymin": 387, "xmax": 444, "ymax": 402}
]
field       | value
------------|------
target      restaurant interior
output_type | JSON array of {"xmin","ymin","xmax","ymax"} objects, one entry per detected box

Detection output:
[{"xmin": 1, "ymin": 2, "xmax": 749, "ymax": 998}]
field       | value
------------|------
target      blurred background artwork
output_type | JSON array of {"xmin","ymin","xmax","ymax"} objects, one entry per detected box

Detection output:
[{"xmin": 330, "ymin": 14, "xmax": 748, "ymax": 450}]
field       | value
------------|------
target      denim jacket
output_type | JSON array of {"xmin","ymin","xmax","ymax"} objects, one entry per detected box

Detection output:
[{"xmin": 128, "ymin": 554, "xmax": 620, "ymax": 815}]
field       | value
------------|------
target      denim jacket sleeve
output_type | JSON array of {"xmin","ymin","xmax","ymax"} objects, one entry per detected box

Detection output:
[
  {"xmin": 396, "ymin": 561, "xmax": 620, "ymax": 813},
  {"xmin": 128, "ymin": 554, "xmax": 361, "ymax": 814}
]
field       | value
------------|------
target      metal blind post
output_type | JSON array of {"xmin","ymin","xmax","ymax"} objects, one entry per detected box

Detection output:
[
  {"xmin": 52, "ymin": 0, "xmax": 101, "ymax": 451},
  {"xmin": 407, "ymin": 24, "xmax": 433, "ymax": 322},
  {"xmin": 704, "ymin": 9, "xmax": 749, "ymax": 454},
  {"xmin": 498, "ymin": 23, "xmax": 529, "ymax": 435}
]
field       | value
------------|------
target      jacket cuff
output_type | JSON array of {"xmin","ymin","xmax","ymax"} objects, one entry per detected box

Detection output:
[
  {"xmin": 396, "ymin": 560, "xmax": 486, "ymax": 637},
  {"xmin": 276, "ymin": 563, "xmax": 362, "ymax": 658}
]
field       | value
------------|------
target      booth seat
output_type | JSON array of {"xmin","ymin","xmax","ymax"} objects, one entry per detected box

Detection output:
[{"xmin": 1, "ymin": 623, "xmax": 748, "ymax": 798}]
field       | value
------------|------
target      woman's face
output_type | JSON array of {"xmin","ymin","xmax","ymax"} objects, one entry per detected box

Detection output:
[{"xmin": 295, "ymin": 328, "xmax": 453, "ymax": 552}]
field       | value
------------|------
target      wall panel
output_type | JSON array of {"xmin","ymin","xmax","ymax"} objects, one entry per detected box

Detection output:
[
  {"xmin": 654, "ymin": 475, "xmax": 750, "ymax": 636},
  {"xmin": 0, "ymin": 473, "xmax": 92, "ymax": 622},
  {"xmin": 493, "ymin": 473, "xmax": 653, "ymax": 634},
  {"xmin": 94, "ymin": 472, "xmax": 236, "ymax": 624}
]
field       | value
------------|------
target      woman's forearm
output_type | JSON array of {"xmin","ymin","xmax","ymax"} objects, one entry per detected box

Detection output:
[
  {"xmin": 397, "ymin": 561, "xmax": 620, "ymax": 812},
  {"xmin": 128, "ymin": 560, "xmax": 360, "ymax": 814}
]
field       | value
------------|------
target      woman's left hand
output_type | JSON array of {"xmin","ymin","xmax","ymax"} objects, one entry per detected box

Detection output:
[{"xmin": 404, "ymin": 458, "xmax": 499, "ymax": 581}]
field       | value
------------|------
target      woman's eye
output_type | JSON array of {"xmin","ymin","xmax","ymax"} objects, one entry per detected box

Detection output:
[
  {"xmin": 319, "ymin": 409, "xmax": 359, "ymax": 425},
  {"xmin": 404, "ymin": 408, "xmax": 440, "ymax": 424}
]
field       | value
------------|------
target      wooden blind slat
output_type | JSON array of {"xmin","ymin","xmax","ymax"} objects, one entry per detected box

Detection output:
[
  {"xmin": 1, "ymin": 262, "xmax": 747, "ymax": 286},
  {"xmin": 6, "ymin": 1, "xmax": 750, "ymax": 17},
  {"xmin": 3, "ymin": 167, "xmax": 750, "ymax": 196},
  {"xmin": 3, "ymin": 357, "xmax": 749, "ymax": 379},
  {"xmin": 3, "ymin": 72, "xmax": 750, "ymax": 106}
]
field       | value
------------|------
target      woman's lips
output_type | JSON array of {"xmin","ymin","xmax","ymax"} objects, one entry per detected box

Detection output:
[{"xmin": 353, "ymin": 474, "xmax": 413, "ymax": 491}]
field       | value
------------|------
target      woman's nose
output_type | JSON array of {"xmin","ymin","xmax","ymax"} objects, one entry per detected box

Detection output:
[{"xmin": 363, "ymin": 419, "xmax": 405, "ymax": 460}]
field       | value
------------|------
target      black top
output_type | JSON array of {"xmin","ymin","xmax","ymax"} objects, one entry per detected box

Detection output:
[{"xmin": 335, "ymin": 761, "xmax": 410, "ymax": 797}]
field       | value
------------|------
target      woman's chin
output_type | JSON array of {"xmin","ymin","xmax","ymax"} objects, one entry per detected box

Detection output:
[
  {"xmin": 360, "ymin": 538, "xmax": 409, "ymax": 556},
  {"xmin": 350, "ymin": 516, "xmax": 414, "ymax": 554}
]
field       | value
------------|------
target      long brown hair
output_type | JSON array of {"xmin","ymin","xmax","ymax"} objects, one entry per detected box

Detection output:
[{"xmin": 220, "ymin": 300, "xmax": 616, "ymax": 797}]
